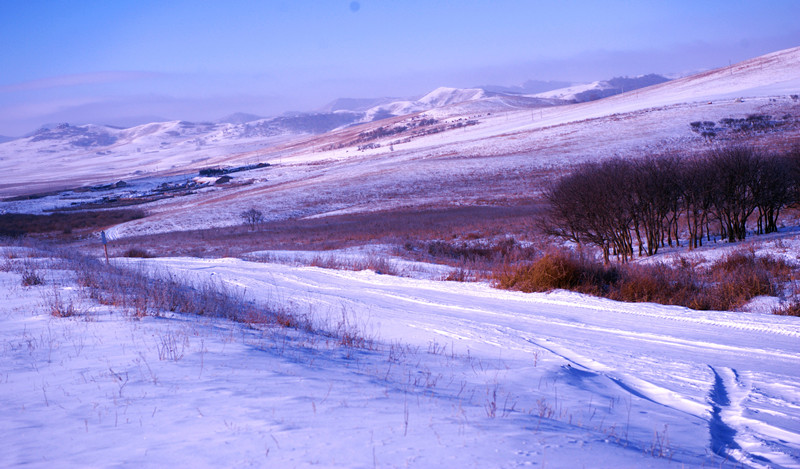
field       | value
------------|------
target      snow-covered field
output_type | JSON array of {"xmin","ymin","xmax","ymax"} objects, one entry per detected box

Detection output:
[{"xmin": 2, "ymin": 248, "xmax": 798, "ymax": 468}]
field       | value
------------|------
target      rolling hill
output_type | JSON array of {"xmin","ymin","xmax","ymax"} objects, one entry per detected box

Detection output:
[{"xmin": 1, "ymin": 47, "xmax": 798, "ymax": 239}]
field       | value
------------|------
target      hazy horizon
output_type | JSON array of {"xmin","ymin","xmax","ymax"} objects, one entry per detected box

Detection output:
[{"xmin": 1, "ymin": 0, "xmax": 798, "ymax": 137}]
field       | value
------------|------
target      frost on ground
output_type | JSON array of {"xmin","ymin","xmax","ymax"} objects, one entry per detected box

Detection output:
[{"xmin": 2, "ymin": 249, "xmax": 799, "ymax": 468}]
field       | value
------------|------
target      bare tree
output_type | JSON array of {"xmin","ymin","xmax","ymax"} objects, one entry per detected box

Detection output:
[
  {"xmin": 708, "ymin": 147, "xmax": 759, "ymax": 242},
  {"xmin": 630, "ymin": 155, "xmax": 682, "ymax": 256},
  {"xmin": 240, "ymin": 208, "xmax": 264, "ymax": 231},
  {"xmin": 751, "ymin": 154, "xmax": 793, "ymax": 234},
  {"xmin": 543, "ymin": 145, "xmax": 797, "ymax": 262},
  {"xmin": 681, "ymin": 157, "xmax": 715, "ymax": 249},
  {"xmin": 544, "ymin": 163, "xmax": 615, "ymax": 263},
  {"xmin": 544, "ymin": 158, "xmax": 636, "ymax": 263}
]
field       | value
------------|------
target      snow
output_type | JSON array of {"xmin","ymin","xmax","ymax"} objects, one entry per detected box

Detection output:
[
  {"xmin": 0, "ymin": 120, "xmax": 294, "ymax": 197},
  {"xmin": 362, "ymin": 87, "xmax": 487, "ymax": 121},
  {"xmin": 3, "ymin": 47, "xmax": 799, "ymax": 240},
  {"xmin": 533, "ymin": 81, "xmax": 608, "ymax": 100},
  {"xmin": 2, "ymin": 248, "xmax": 798, "ymax": 467},
  {"xmin": 245, "ymin": 245, "xmax": 455, "ymax": 280},
  {"xmin": 3, "ymin": 46, "xmax": 800, "ymax": 466},
  {"xmin": 417, "ymin": 87, "xmax": 487, "ymax": 107}
]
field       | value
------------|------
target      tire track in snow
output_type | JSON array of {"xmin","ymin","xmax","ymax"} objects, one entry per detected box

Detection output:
[
  {"xmin": 708, "ymin": 366, "xmax": 740, "ymax": 459},
  {"xmin": 709, "ymin": 366, "xmax": 800, "ymax": 469},
  {"xmin": 526, "ymin": 336, "xmax": 710, "ymax": 418}
]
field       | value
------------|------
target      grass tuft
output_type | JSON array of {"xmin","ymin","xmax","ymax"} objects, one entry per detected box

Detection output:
[{"xmin": 21, "ymin": 268, "xmax": 45, "ymax": 286}]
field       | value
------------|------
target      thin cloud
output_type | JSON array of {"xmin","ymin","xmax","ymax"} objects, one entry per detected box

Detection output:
[
  {"xmin": 0, "ymin": 71, "xmax": 158, "ymax": 93},
  {"xmin": 0, "ymin": 97, "xmax": 103, "ymax": 121}
]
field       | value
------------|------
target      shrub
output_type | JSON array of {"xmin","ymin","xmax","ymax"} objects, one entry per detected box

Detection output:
[
  {"xmin": 123, "ymin": 248, "xmax": 154, "ymax": 258},
  {"xmin": 0, "ymin": 209, "xmax": 146, "ymax": 236},
  {"xmin": 612, "ymin": 263, "xmax": 695, "ymax": 305},
  {"xmin": 426, "ymin": 238, "xmax": 537, "ymax": 265},
  {"xmin": 443, "ymin": 266, "xmax": 473, "ymax": 282},
  {"xmin": 493, "ymin": 246, "xmax": 795, "ymax": 312},
  {"xmin": 703, "ymin": 252, "xmax": 782, "ymax": 310},
  {"xmin": 495, "ymin": 252, "xmax": 581, "ymax": 292},
  {"xmin": 494, "ymin": 251, "xmax": 613, "ymax": 294},
  {"xmin": 713, "ymin": 250, "xmax": 792, "ymax": 281}
]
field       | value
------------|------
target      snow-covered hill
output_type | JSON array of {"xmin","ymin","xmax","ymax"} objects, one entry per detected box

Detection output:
[
  {"xmin": 215, "ymin": 112, "xmax": 264, "ymax": 124},
  {"xmin": 2, "ymin": 47, "xmax": 799, "ymax": 216},
  {"xmin": 85, "ymin": 46, "xmax": 798, "ymax": 238},
  {"xmin": 361, "ymin": 87, "xmax": 489, "ymax": 121},
  {"xmin": 319, "ymin": 96, "xmax": 400, "ymax": 113},
  {"xmin": 535, "ymin": 74, "xmax": 670, "ymax": 102}
]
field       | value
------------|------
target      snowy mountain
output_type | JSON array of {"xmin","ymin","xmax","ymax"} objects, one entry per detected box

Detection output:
[
  {"xmin": 535, "ymin": 74, "xmax": 670, "ymax": 102},
  {"xmin": 2, "ymin": 46, "xmax": 799, "ymax": 201},
  {"xmin": 79, "ymin": 45, "xmax": 799, "ymax": 238},
  {"xmin": 340, "ymin": 76, "xmax": 669, "ymax": 123},
  {"xmin": 216, "ymin": 112, "xmax": 264, "ymax": 124},
  {"xmin": 356, "ymin": 86, "xmax": 566, "ymax": 122},
  {"xmin": 319, "ymin": 96, "xmax": 400, "ymax": 113},
  {"xmin": 360, "ymin": 87, "xmax": 489, "ymax": 121},
  {"xmin": 480, "ymin": 79, "xmax": 573, "ymax": 95}
]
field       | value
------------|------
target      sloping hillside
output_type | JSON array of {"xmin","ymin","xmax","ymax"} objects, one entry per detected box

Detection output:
[{"xmin": 3, "ymin": 47, "xmax": 799, "ymax": 239}]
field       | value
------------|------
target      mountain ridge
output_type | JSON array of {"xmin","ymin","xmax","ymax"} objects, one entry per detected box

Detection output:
[{"xmin": 2, "ymin": 46, "xmax": 798, "ymax": 199}]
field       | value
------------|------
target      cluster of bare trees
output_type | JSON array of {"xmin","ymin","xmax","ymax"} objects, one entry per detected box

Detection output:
[
  {"xmin": 240, "ymin": 208, "xmax": 264, "ymax": 231},
  {"xmin": 544, "ymin": 146, "xmax": 799, "ymax": 263}
]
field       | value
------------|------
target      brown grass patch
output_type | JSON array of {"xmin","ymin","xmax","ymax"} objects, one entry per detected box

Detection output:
[
  {"xmin": 493, "ymin": 247, "xmax": 796, "ymax": 312},
  {"xmin": 0, "ymin": 209, "xmax": 145, "ymax": 237},
  {"xmin": 772, "ymin": 301, "xmax": 800, "ymax": 316},
  {"xmin": 123, "ymin": 247, "xmax": 155, "ymax": 258},
  {"xmin": 76, "ymin": 203, "xmax": 544, "ymax": 259}
]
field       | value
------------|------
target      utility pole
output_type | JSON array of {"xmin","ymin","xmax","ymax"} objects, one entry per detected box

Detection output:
[{"xmin": 101, "ymin": 231, "xmax": 109, "ymax": 264}]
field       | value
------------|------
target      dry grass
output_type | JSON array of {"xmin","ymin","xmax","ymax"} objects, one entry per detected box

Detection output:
[
  {"xmin": 13, "ymin": 239, "xmax": 373, "ymax": 345},
  {"xmin": 494, "ymin": 250, "xmax": 602, "ymax": 293},
  {"xmin": 772, "ymin": 301, "xmax": 800, "ymax": 316},
  {"xmin": 493, "ymin": 247, "xmax": 798, "ymax": 312},
  {"xmin": 308, "ymin": 253, "xmax": 400, "ymax": 276},
  {"xmin": 74, "ymin": 203, "xmax": 545, "ymax": 259},
  {"xmin": 0, "ymin": 209, "xmax": 145, "ymax": 238},
  {"xmin": 21, "ymin": 267, "xmax": 45, "ymax": 286},
  {"xmin": 45, "ymin": 246, "xmax": 310, "ymax": 327},
  {"xmin": 43, "ymin": 286, "xmax": 79, "ymax": 318},
  {"xmin": 122, "ymin": 247, "xmax": 155, "ymax": 258}
]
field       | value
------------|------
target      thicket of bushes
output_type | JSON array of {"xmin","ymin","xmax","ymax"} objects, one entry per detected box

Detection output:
[
  {"xmin": 544, "ymin": 146, "xmax": 800, "ymax": 263},
  {"xmin": 494, "ymin": 249, "xmax": 796, "ymax": 312}
]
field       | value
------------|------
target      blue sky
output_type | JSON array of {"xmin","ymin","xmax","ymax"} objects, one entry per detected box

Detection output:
[{"xmin": 1, "ymin": 0, "xmax": 798, "ymax": 136}]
